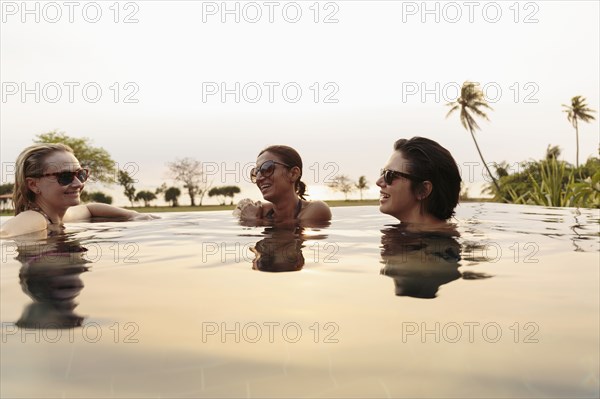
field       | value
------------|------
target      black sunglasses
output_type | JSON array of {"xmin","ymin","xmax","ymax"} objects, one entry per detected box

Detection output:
[
  {"xmin": 380, "ymin": 168, "xmax": 421, "ymax": 185},
  {"xmin": 32, "ymin": 168, "xmax": 90, "ymax": 186},
  {"xmin": 250, "ymin": 160, "xmax": 290, "ymax": 183}
]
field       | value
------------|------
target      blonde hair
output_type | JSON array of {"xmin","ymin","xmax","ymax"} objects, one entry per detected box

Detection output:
[{"xmin": 13, "ymin": 143, "xmax": 74, "ymax": 215}]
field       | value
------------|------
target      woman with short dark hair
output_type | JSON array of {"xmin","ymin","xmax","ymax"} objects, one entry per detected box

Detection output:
[{"xmin": 377, "ymin": 137, "xmax": 461, "ymax": 226}]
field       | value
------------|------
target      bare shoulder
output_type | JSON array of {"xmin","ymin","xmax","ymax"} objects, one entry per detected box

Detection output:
[
  {"xmin": 64, "ymin": 204, "xmax": 93, "ymax": 222},
  {"xmin": 300, "ymin": 200, "xmax": 332, "ymax": 220},
  {"xmin": 0, "ymin": 211, "xmax": 47, "ymax": 237}
]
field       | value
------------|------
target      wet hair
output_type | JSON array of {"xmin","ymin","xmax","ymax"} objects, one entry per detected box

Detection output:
[
  {"xmin": 258, "ymin": 145, "xmax": 307, "ymax": 200},
  {"xmin": 393, "ymin": 137, "xmax": 461, "ymax": 220},
  {"xmin": 13, "ymin": 143, "xmax": 74, "ymax": 215},
  {"xmin": 253, "ymin": 238, "xmax": 305, "ymax": 272}
]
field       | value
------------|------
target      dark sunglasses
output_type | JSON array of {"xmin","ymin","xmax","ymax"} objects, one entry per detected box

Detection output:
[
  {"xmin": 250, "ymin": 160, "xmax": 290, "ymax": 183},
  {"xmin": 380, "ymin": 168, "xmax": 421, "ymax": 185},
  {"xmin": 32, "ymin": 168, "xmax": 90, "ymax": 186}
]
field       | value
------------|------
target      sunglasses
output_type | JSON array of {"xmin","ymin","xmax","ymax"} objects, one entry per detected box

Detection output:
[
  {"xmin": 32, "ymin": 168, "xmax": 90, "ymax": 186},
  {"xmin": 250, "ymin": 160, "xmax": 290, "ymax": 183},
  {"xmin": 380, "ymin": 168, "xmax": 421, "ymax": 185}
]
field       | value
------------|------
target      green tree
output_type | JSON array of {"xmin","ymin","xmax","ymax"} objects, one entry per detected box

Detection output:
[
  {"xmin": 446, "ymin": 81, "xmax": 500, "ymax": 192},
  {"xmin": 135, "ymin": 190, "xmax": 157, "ymax": 207},
  {"xmin": 492, "ymin": 149, "xmax": 599, "ymax": 208},
  {"xmin": 168, "ymin": 158, "xmax": 212, "ymax": 206},
  {"xmin": 164, "ymin": 187, "xmax": 181, "ymax": 207},
  {"xmin": 35, "ymin": 131, "xmax": 116, "ymax": 184},
  {"xmin": 562, "ymin": 96, "xmax": 596, "ymax": 168},
  {"xmin": 489, "ymin": 146, "xmax": 567, "ymax": 200},
  {"xmin": 0, "ymin": 183, "xmax": 14, "ymax": 211},
  {"xmin": 327, "ymin": 175, "xmax": 355, "ymax": 201},
  {"xmin": 118, "ymin": 170, "xmax": 136, "ymax": 207},
  {"xmin": 0, "ymin": 183, "xmax": 13, "ymax": 195},
  {"xmin": 222, "ymin": 186, "xmax": 241, "ymax": 205},
  {"xmin": 88, "ymin": 191, "xmax": 113, "ymax": 204},
  {"xmin": 545, "ymin": 144, "xmax": 562, "ymax": 161},
  {"xmin": 355, "ymin": 176, "xmax": 369, "ymax": 200},
  {"xmin": 493, "ymin": 161, "xmax": 511, "ymax": 178},
  {"xmin": 155, "ymin": 183, "xmax": 167, "ymax": 195},
  {"xmin": 208, "ymin": 186, "xmax": 241, "ymax": 205},
  {"xmin": 208, "ymin": 187, "xmax": 225, "ymax": 205}
]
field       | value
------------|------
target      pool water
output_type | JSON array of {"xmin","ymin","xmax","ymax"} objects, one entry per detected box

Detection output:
[{"xmin": 1, "ymin": 203, "xmax": 598, "ymax": 398}]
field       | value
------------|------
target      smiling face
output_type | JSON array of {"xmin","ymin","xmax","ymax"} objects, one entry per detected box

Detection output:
[
  {"xmin": 376, "ymin": 151, "xmax": 421, "ymax": 221},
  {"xmin": 27, "ymin": 151, "xmax": 85, "ymax": 213},
  {"xmin": 254, "ymin": 151, "xmax": 296, "ymax": 203}
]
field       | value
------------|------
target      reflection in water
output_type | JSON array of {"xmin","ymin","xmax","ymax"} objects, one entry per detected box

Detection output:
[
  {"xmin": 246, "ymin": 221, "xmax": 329, "ymax": 273},
  {"xmin": 251, "ymin": 227, "xmax": 305, "ymax": 272},
  {"xmin": 15, "ymin": 234, "xmax": 89, "ymax": 329},
  {"xmin": 380, "ymin": 225, "xmax": 491, "ymax": 299}
]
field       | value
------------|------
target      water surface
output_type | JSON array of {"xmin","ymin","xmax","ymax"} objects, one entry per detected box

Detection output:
[{"xmin": 1, "ymin": 203, "xmax": 598, "ymax": 398}]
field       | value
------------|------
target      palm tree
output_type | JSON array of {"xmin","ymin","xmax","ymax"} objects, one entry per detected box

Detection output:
[
  {"xmin": 545, "ymin": 144, "xmax": 561, "ymax": 161},
  {"xmin": 562, "ymin": 96, "xmax": 596, "ymax": 168},
  {"xmin": 355, "ymin": 176, "xmax": 369, "ymax": 200},
  {"xmin": 446, "ymin": 81, "xmax": 500, "ymax": 192}
]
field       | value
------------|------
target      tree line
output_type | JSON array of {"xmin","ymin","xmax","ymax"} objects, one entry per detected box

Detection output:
[
  {"xmin": 2, "ymin": 92, "xmax": 598, "ymax": 210},
  {"xmin": 446, "ymin": 82, "xmax": 597, "ymax": 207},
  {"xmin": 2, "ymin": 131, "xmax": 243, "ymax": 208}
]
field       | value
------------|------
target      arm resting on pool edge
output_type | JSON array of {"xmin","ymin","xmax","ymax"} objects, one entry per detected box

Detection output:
[
  {"xmin": 0, "ymin": 204, "xmax": 158, "ymax": 238},
  {"xmin": 64, "ymin": 203, "xmax": 159, "ymax": 222}
]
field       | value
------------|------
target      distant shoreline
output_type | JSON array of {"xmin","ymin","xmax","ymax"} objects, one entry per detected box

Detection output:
[{"xmin": 0, "ymin": 198, "xmax": 496, "ymax": 215}]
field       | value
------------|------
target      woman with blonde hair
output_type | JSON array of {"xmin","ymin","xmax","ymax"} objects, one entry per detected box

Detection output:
[{"xmin": 1, "ymin": 143, "xmax": 155, "ymax": 237}]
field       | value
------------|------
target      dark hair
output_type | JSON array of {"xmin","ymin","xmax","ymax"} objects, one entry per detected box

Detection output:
[
  {"xmin": 253, "ymin": 238, "xmax": 305, "ymax": 272},
  {"xmin": 393, "ymin": 137, "xmax": 461, "ymax": 220},
  {"xmin": 258, "ymin": 145, "xmax": 307, "ymax": 200}
]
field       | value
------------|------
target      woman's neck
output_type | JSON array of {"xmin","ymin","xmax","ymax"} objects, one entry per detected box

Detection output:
[
  {"xmin": 396, "ymin": 208, "xmax": 445, "ymax": 229},
  {"xmin": 33, "ymin": 202, "xmax": 67, "ymax": 225},
  {"xmin": 271, "ymin": 193, "xmax": 301, "ymax": 220}
]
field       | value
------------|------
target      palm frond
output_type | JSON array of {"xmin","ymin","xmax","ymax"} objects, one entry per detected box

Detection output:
[
  {"xmin": 472, "ymin": 101, "xmax": 493, "ymax": 110},
  {"xmin": 469, "ymin": 106, "xmax": 490, "ymax": 121},
  {"xmin": 579, "ymin": 114, "xmax": 596, "ymax": 122},
  {"xmin": 446, "ymin": 104, "xmax": 460, "ymax": 118},
  {"xmin": 462, "ymin": 110, "xmax": 480, "ymax": 132}
]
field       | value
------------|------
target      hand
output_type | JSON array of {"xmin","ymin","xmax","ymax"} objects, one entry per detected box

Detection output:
[{"xmin": 233, "ymin": 199, "xmax": 262, "ymax": 220}]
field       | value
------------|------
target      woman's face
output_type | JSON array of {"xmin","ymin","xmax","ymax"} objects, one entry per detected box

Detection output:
[
  {"xmin": 254, "ymin": 151, "xmax": 295, "ymax": 203},
  {"xmin": 376, "ymin": 151, "xmax": 420, "ymax": 221},
  {"xmin": 28, "ymin": 151, "xmax": 85, "ymax": 212}
]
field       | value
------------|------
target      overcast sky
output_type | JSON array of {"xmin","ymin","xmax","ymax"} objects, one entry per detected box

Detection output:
[{"xmin": 1, "ymin": 0, "xmax": 598, "ymax": 205}]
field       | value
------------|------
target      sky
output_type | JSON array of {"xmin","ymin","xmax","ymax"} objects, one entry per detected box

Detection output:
[{"xmin": 1, "ymin": 0, "xmax": 599, "ymax": 206}]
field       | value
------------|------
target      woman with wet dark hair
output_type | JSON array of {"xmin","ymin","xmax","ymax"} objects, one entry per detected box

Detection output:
[
  {"xmin": 377, "ymin": 137, "xmax": 461, "ymax": 227},
  {"xmin": 235, "ymin": 145, "xmax": 331, "ymax": 223},
  {"xmin": 250, "ymin": 227, "xmax": 306, "ymax": 272}
]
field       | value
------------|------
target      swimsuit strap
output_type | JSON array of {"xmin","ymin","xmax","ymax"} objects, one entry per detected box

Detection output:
[
  {"xmin": 30, "ymin": 206, "xmax": 54, "ymax": 225},
  {"xmin": 265, "ymin": 208, "xmax": 275, "ymax": 220},
  {"xmin": 265, "ymin": 200, "xmax": 303, "ymax": 220}
]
